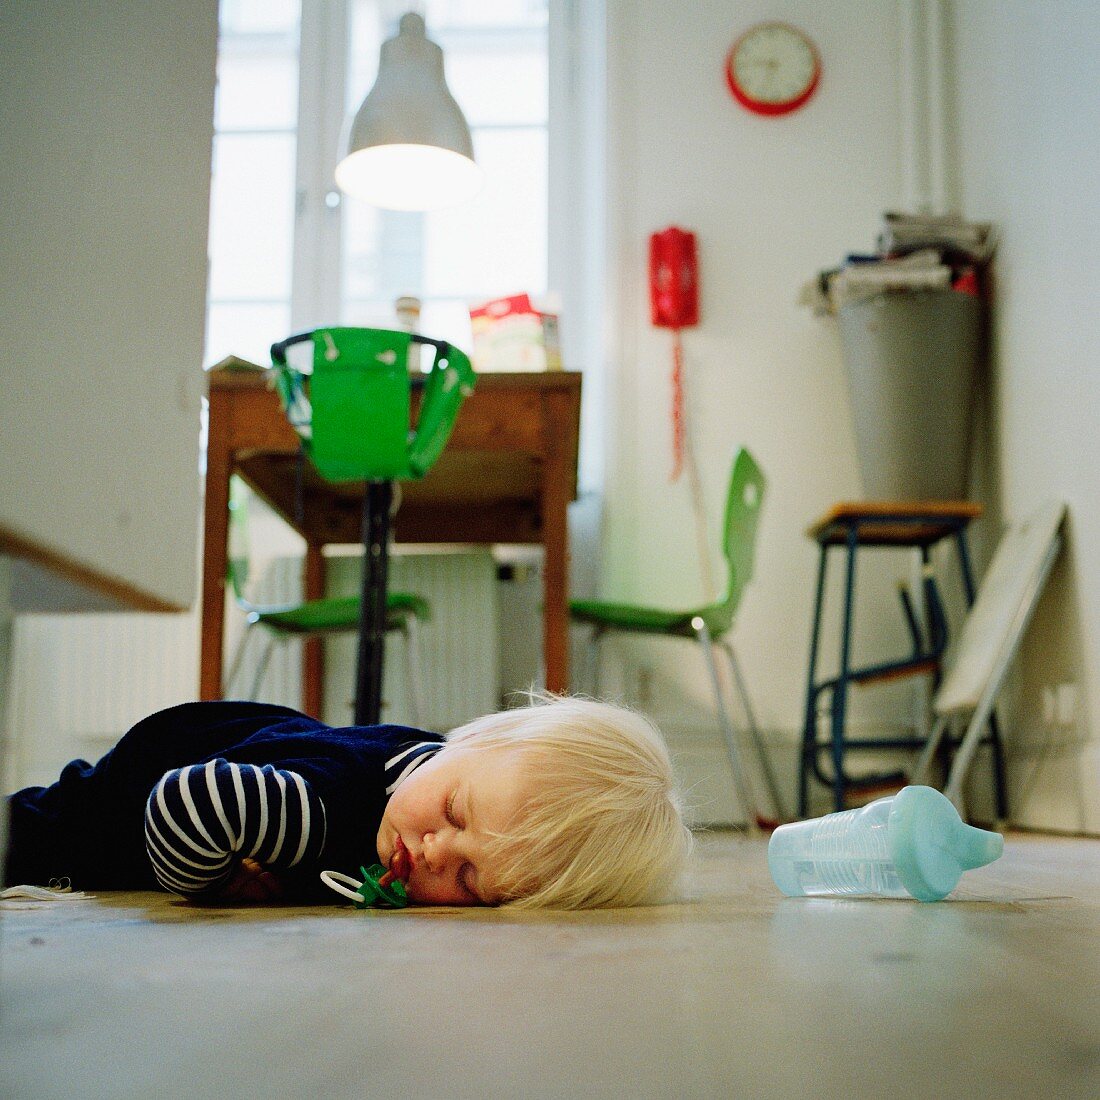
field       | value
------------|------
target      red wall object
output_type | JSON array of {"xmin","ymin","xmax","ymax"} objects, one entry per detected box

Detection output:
[{"xmin": 649, "ymin": 226, "xmax": 699, "ymax": 328}]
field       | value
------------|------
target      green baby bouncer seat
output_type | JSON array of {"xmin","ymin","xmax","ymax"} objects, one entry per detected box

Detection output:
[{"xmin": 270, "ymin": 326, "xmax": 476, "ymax": 725}]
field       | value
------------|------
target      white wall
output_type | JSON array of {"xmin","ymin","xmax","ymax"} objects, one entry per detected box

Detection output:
[
  {"xmin": 951, "ymin": 1, "xmax": 1100, "ymax": 833},
  {"xmin": 598, "ymin": 0, "xmax": 911, "ymax": 821},
  {"xmin": 0, "ymin": 1, "xmax": 216, "ymax": 611},
  {"xmin": 596, "ymin": 0, "xmax": 1099, "ymax": 831},
  {"xmin": 7, "ymin": 1, "xmax": 1096, "ymax": 833}
]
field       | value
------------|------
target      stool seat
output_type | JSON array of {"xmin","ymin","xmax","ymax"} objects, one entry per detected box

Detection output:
[{"xmin": 807, "ymin": 500, "xmax": 983, "ymax": 547}]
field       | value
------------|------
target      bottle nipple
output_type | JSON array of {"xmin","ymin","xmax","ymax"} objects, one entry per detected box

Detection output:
[
  {"xmin": 954, "ymin": 820, "xmax": 1004, "ymax": 870},
  {"xmin": 889, "ymin": 786, "xmax": 1003, "ymax": 901}
]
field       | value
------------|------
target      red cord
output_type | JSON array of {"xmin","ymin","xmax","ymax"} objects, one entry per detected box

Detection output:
[{"xmin": 670, "ymin": 329, "xmax": 685, "ymax": 482}]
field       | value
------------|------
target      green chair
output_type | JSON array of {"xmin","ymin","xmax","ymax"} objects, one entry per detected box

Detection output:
[
  {"xmin": 570, "ymin": 448, "xmax": 785, "ymax": 826},
  {"xmin": 271, "ymin": 326, "xmax": 475, "ymax": 724},
  {"xmin": 223, "ymin": 476, "xmax": 430, "ymax": 723}
]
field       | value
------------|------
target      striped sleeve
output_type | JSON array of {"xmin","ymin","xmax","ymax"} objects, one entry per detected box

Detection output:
[
  {"xmin": 144, "ymin": 759, "xmax": 327, "ymax": 897},
  {"xmin": 384, "ymin": 741, "xmax": 442, "ymax": 794}
]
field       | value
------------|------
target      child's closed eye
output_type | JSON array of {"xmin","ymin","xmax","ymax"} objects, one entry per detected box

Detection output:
[{"xmin": 445, "ymin": 790, "xmax": 462, "ymax": 829}]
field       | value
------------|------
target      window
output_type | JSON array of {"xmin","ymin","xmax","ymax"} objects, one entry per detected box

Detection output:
[
  {"xmin": 206, "ymin": 0, "xmax": 550, "ymax": 365},
  {"xmin": 206, "ymin": 0, "xmax": 301, "ymax": 366}
]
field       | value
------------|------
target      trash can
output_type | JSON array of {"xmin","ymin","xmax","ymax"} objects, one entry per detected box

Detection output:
[{"xmin": 838, "ymin": 288, "xmax": 983, "ymax": 501}]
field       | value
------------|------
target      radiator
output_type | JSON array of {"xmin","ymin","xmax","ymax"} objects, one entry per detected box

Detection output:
[
  {"xmin": 317, "ymin": 549, "xmax": 501, "ymax": 729},
  {"xmin": 3, "ymin": 549, "xmax": 502, "ymax": 791},
  {"xmin": 4, "ymin": 608, "xmax": 200, "ymax": 790}
]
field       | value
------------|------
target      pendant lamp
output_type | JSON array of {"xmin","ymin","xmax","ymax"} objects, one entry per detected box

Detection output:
[{"xmin": 335, "ymin": 12, "xmax": 482, "ymax": 211}]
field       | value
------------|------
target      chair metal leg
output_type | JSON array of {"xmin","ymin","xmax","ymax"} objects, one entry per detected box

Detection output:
[
  {"xmin": 945, "ymin": 691, "xmax": 1004, "ymax": 813},
  {"xmin": 719, "ymin": 639, "xmax": 786, "ymax": 822},
  {"xmin": 586, "ymin": 625, "xmax": 605, "ymax": 696},
  {"xmin": 916, "ymin": 703, "xmax": 1005, "ymax": 820},
  {"xmin": 224, "ymin": 621, "xmax": 257, "ymax": 698},
  {"xmin": 694, "ymin": 619, "xmax": 758, "ymax": 834},
  {"xmin": 943, "ymin": 534, "xmax": 1061, "ymax": 814},
  {"xmin": 911, "ymin": 713, "xmax": 951, "ymax": 785},
  {"xmin": 402, "ymin": 616, "xmax": 426, "ymax": 727},
  {"xmin": 249, "ymin": 633, "xmax": 278, "ymax": 700}
]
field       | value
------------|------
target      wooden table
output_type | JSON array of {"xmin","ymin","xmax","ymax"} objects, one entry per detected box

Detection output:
[{"xmin": 201, "ymin": 367, "xmax": 581, "ymax": 715}]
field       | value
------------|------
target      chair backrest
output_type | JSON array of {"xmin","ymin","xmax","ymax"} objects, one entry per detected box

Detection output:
[
  {"xmin": 271, "ymin": 326, "xmax": 475, "ymax": 483},
  {"xmin": 226, "ymin": 476, "xmax": 302, "ymax": 613},
  {"xmin": 934, "ymin": 499, "xmax": 1065, "ymax": 715},
  {"xmin": 406, "ymin": 340, "xmax": 476, "ymax": 478},
  {"xmin": 713, "ymin": 447, "xmax": 767, "ymax": 631}
]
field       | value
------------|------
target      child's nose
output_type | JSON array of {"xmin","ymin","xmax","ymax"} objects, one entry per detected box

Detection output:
[{"xmin": 421, "ymin": 830, "xmax": 454, "ymax": 875}]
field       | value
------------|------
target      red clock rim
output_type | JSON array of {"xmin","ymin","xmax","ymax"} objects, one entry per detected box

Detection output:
[{"xmin": 725, "ymin": 22, "xmax": 821, "ymax": 117}]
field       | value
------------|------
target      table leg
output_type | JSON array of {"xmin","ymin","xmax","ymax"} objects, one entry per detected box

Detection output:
[
  {"xmin": 200, "ymin": 396, "xmax": 231, "ymax": 701},
  {"xmin": 541, "ymin": 393, "xmax": 572, "ymax": 693}
]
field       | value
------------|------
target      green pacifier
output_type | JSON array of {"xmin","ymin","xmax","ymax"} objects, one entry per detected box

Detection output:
[
  {"xmin": 320, "ymin": 865, "xmax": 409, "ymax": 909},
  {"xmin": 354, "ymin": 864, "xmax": 408, "ymax": 909}
]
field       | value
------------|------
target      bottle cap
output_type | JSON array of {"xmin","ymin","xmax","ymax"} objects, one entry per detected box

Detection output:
[{"xmin": 888, "ymin": 786, "xmax": 1003, "ymax": 901}]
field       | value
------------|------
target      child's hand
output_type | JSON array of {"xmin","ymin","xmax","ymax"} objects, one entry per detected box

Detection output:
[{"xmin": 217, "ymin": 857, "xmax": 285, "ymax": 903}]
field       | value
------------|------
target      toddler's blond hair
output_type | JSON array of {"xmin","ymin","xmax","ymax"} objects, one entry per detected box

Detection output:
[{"xmin": 445, "ymin": 695, "xmax": 692, "ymax": 909}]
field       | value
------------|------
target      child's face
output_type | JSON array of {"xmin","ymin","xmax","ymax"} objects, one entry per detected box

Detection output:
[{"xmin": 376, "ymin": 744, "xmax": 530, "ymax": 906}]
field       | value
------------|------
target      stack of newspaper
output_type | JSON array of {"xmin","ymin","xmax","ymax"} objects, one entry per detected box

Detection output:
[
  {"xmin": 878, "ymin": 211, "xmax": 995, "ymax": 260},
  {"xmin": 801, "ymin": 212, "xmax": 996, "ymax": 315}
]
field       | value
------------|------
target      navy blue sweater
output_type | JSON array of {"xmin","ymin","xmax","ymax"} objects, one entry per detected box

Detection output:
[{"xmin": 5, "ymin": 701, "xmax": 443, "ymax": 901}]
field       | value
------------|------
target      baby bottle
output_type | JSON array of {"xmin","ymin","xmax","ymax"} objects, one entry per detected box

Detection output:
[{"xmin": 768, "ymin": 785, "xmax": 1003, "ymax": 902}]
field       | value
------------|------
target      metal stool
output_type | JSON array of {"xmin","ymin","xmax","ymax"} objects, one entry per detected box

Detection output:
[{"xmin": 799, "ymin": 501, "xmax": 1007, "ymax": 817}]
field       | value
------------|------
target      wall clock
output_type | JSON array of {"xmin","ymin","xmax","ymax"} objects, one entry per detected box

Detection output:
[{"xmin": 725, "ymin": 22, "xmax": 821, "ymax": 116}]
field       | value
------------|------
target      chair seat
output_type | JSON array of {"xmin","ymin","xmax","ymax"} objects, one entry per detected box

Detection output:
[
  {"xmin": 254, "ymin": 592, "xmax": 429, "ymax": 636},
  {"xmin": 569, "ymin": 597, "xmax": 728, "ymax": 638}
]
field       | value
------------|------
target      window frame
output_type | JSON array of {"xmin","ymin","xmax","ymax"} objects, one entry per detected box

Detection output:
[
  {"xmin": 208, "ymin": 0, "xmax": 605, "ymax": 491},
  {"xmin": 290, "ymin": 2, "xmax": 557, "ymax": 336}
]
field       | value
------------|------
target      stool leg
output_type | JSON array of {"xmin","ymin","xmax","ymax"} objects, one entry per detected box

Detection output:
[
  {"xmin": 830, "ymin": 526, "xmax": 859, "ymax": 812},
  {"xmin": 912, "ymin": 713, "xmax": 951, "ymax": 784},
  {"xmin": 355, "ymin": 480, "xmax": 393, "ymax": 726},
  {"xmin": 954, "ymin": 529, "xmax": 977, "ymax": 603},
  {"xmin": 800, "ymin": 545, "xmax": 829, "ymax": 817}
]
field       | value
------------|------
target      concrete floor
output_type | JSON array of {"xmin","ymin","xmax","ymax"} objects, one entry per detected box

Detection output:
[{"xmin": 1, "ymin": 831, "xmax": 1098, "ymax": 1100}]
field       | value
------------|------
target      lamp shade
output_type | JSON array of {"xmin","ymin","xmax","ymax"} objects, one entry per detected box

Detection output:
[{"xmin": 335, "ymin": 12, "xmax": 482, "ymax": 211}]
